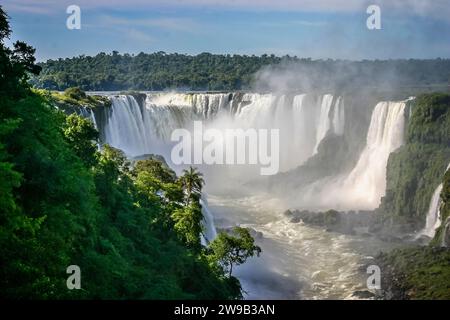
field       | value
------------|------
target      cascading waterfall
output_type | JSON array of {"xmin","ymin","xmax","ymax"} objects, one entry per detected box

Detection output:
[
  {"xmin": 417, "ymin": 162, "xmax": 450, "ymax": 240},
  {"xmin": 313, "ymin": 94, "xmax": 334, "ymax": 154},
  {"xmin": 339, "ymin": 101, "xmax": 406, "ymax": 209},
  {"xmin": 95, "ymin": 92, "xmax": 344, "ymax": 173},
  {"xmin": 103, "ymin": 95, "xmax": 154, "ymax": 156},
  {"xmin": 332, "ymin": 97, "xmax": 345, "ymax": 136},
  {"xmin": 418, "ymin": 184, "xmax": 443, "ymax": 239},
  {"xmin": 300, "ymin": 100, "xmax": 407, "ymax": 211},
  {"xmin": 200, "ymin": 198, "xmax": 218, "ymax": 246}
]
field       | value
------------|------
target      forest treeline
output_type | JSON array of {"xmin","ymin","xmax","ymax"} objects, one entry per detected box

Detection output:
[{"xmin": 32, "ymin": 51, "xmax": 450, "ymax": 91}]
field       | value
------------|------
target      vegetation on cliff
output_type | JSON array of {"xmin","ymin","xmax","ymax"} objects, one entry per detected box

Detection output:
[
  {"xmin": 48, "ymin": 87, "xmax": 111, "ymax": 111},
  {"xmin": 377, "ymin": 247, "xmax": 450, "ymax": 300},
  {"xmin": 380, "ymin": 93, "xmax": 450, "ymax": 231},
  {"xmin": 432, "ymin": 168, "xmax": 450, "ymax": 246},
  {"xmin": 0, "ymin": 7, "xmax": 255, "ymax": 299},
  {"xmin": 376, "ymin": 93, "xmax": 450, "ymax": 300}
]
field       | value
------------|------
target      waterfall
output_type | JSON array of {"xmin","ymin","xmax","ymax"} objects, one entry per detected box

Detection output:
[
  {"xmin": 417, "ymin": 162, "xmax": 450, "ymax": 240},
  {"xmin": 313, "ymin": 94, "xmax": 334, "ymax": 154},
  {"xmin": 442, "ymin": 219, "xmax": 450, "ymax": 247},
  {"xmin": 301, "ymin": 100, "xmax": 407, "ymax": 211},
  {"xmin": 332, "ymin": 97, "xmax": 345, "ymax": 136},
  {"xmin": 338, "ymin": 101, "xmax": 407, "ymax": 209},
  {"xmin": 417, "ymin": 184, "xmax": 443, "ymax": 239},
  {"xmin": 200, "ymin": 198, "xmax": 217, "ymax": 246},
  {"xmin": 292, "ymin": 94, "xmax": 315, "ymax": 165},
  {"xmin": 89, "ymin": 109, "xmax": 98, "ymax": 130},
  {"xmin": 95, "ymin": 92, "xmax": 344, "ymax": 173},
  {"xmin": 103, "ymin": 95, "xmax": 154, "ymax": 156}
]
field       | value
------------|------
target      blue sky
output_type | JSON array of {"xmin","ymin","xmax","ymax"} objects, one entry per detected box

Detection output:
[{"xmin": 3, "ymin": 0, "xmax": 450, "ymax": 61}]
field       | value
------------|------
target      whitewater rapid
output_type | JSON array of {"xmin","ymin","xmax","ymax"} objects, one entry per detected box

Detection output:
[{"xmin": 207, "ymin": 193, "xmax": 399, "ymax": 299}]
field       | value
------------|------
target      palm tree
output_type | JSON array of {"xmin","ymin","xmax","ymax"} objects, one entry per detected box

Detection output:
[{"xmin": 179, "ymin": 166, "xmax": 204, "ymax": 205}]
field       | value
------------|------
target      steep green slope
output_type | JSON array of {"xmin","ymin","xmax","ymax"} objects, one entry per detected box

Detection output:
[
  {"xmin": 377, "ymin": 247, "xmax": 450, "ymax": 300},
  {"xmin": 376, "ymin": 93, "xmax": 450, "ymax": 300},
  {"xmin": 380, "ymin": 93, "xmax": 450, "ymax": 232},
  {"xmin": 0, "ymin": 7, "xmax": 244, "ymax": 300},
  {"xmin": 432, "ymin": 169, "xmax": 450, "ymax": 246}
]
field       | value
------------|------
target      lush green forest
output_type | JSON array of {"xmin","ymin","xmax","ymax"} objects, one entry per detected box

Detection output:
[
  {"xmin": 31, "ymin": 51, "xmax": 450, "ymax": 91},
  {"xmin": 0, "ymin": 7, "xmax": 260, "ymax": 299}
]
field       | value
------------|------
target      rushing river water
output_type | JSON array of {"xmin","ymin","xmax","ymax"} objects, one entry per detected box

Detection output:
[{"xmin": 207, "ymin": 193, "xmax": 398, "ymax": 299}]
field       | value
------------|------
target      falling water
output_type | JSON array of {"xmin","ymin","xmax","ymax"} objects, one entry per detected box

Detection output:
[
  {"xmin": 418, "ymin": 184, "xmax": 443, "ymax": 239},
  {"xmin": 96, "ymin": 92, "xmax": 344, "ymax": 173},
  {"xmin": 200, "ymin": 198, "xmax": 218, "ymax": 245},
  {"xmin": 340, "ymin": 101, "xmax": 406, "ymax": 209},
  {"xmin": 417, "ymin": 162, "xmax": 450, "ymax": 240},
  {"xmin": 313, "ymin": 94, "xmax": 334, "ymax": 154},
  {"xmin": 299, "ymin": 100, "xmax": 407, "ymax": 211},
  {"xmin": 332, "ymin": 97, "xmax": 345, "ymax": 136}
]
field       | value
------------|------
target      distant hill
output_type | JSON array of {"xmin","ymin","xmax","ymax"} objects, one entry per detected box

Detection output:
[{"xmin": 31, "ymin": 51, "xmax": 450, "ymax": 91}]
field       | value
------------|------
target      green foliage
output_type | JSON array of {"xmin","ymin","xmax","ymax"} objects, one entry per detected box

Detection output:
[
  {"xmin": 178, "ymin": 166, "xmax": 204, "ymax": 205},
  {"xmin": 0, "ymin": 7, "xmax": 246, "ymax": 299},
  {"xmin": 208, "ymin": 227, "xmax": 261, "ymax": 277},
  {"xmin": 407, "ymin": 94, "xmax": 450, "ymax": 145},
  {"xmin": 50, "ymin": 87, "xmax": 111, "ymax": 111},
  {"xmin": 63, "ymin": 114, "xmax": 99, "ymax": 167},
  {"xmin": 172, "ymin": 204, "xmax": 203, "ymax": 249},
  {"xmin": 432, "ymin": 169, "xmax": 450, "ymax": 245},
  {"xmin": 30, "ymin": 50, "xmax": 450, "ymax": 91},
  {"xmin": 380, "ymin": 93, "xmax": 450, "ymax": 231},
  {"xmin": 377, "ymin": 247, "xmax": 450, "ymax": 300},
  {"xmin": 133, "ymin": 158, "xmax": 176, "ymax": 184}
]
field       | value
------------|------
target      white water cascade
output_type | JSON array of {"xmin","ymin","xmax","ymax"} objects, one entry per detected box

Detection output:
[
  {"xmin": 340, "ymin": 101, "xmax": 407, "ymax": 209},
  {"xmin": 103, "ymin": 95, "xmax": 154, "ymax": 156},
  {"xmin": 200, "ymin": 198, "xmax": 218, "ymax": 246},
  {"xmin": 301, "ymin": 100, "xmax": 407, "ymax": 211},
  {"xmin": 313, "ymin": 94, "xmax": 334, "ymax": 154},
  {"xmin": 332, "ymin": 97, "xmax": 345, "ymax": 136},
  {"xmin": 97, "ymin": 92, "xmax": 345, "ymax": 173},
  {"xmin": 417, "ymin": 162, "xmax": 450, "ymax": 240},
  {"xmin": 419, "ymin": 184, "xmax": 443, "ymax": 239}
]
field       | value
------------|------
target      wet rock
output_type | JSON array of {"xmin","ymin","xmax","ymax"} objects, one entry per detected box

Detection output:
[
  {"xmin": 352, "ymin": 290, "xmax": 376, "ymax": 299},
  {"xmin": 283, "ymin": 209, "xmax": 293, "ymax": 217},
  {"xmin": 290, "ymin": 216, "xmax": 302, "ymax": 223}
]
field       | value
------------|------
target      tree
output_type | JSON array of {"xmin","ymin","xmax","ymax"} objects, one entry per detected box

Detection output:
[
  {"xmin": 178, "ymin": 166, "xmax": 204, "ymax": 205},
  {"xmin": 208, "ymin": 227, "xmax": 261, "ymax": 277},
  {"xmin": 133, "ymin": 158, "xmax": 176, "ymax": 183},
  {"xmin": 63, "ymin": 114, "xmax": 99, "ymax": 167},
  {"xmin": 171, "ymin": 203, "xmax": 203, "ymax": 248},
  {"xmin": 0, "ymin": 7, "xmax": 40, "ymax": 98}
]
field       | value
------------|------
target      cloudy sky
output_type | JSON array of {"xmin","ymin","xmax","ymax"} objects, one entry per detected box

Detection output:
[{"xmin": 2, "ymin": 0, "xmax": 450, "ymax": 61}]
